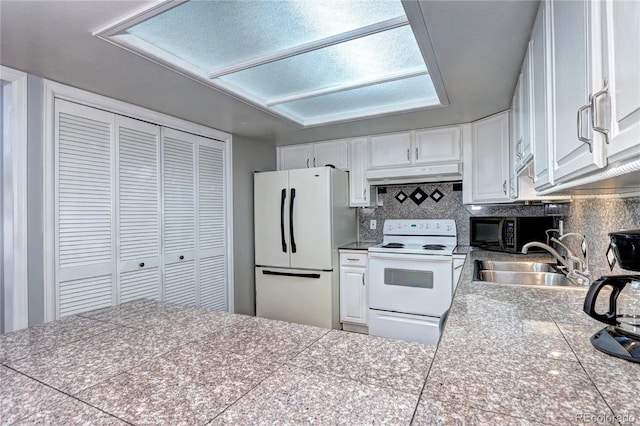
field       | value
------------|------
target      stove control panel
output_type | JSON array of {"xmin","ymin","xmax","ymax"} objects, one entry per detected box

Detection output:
[{"xmin": 383, "ymin": 219, "xmax": 456, "ymax": 236}]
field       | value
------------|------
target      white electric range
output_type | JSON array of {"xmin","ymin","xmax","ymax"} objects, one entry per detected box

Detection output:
[{"xmin": 368, "ymin": 219, "xmax": 457, "ymax": 345}]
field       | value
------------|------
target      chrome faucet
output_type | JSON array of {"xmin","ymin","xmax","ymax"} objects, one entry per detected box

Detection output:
[
  {"xmin": 521, "ymin": 234, "xmax": 592, "ymax": 286},
  {"xmin": 556, "ymin": 233, "xmax": 591, "ymax": 285},
  {"xmin": 521, "ymin": 241, "xmax": 570, "ymax": 270}
]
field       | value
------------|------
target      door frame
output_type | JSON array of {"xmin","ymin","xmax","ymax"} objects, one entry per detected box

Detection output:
[
  {"xmin": 43, "ymin": 79, "xmax": 234, "ymax": 321},
  {"xmin": 0, "ymin": 66, "xmax": 29, "ymax": 332}
]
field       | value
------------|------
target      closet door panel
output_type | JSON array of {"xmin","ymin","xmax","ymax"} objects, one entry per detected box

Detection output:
[
  {"xmin": 197, "ymin": 138, "xmax": 227, "ymax": 310},
  {"xmin": 55, "ymin": 99, "xmax": 115, "ymax": 317},
  {"xmin": 162, "ymin": 128, "xmax": 197, "ymax": 305},
  {"xmin": 116, "ymin": 116, "xmax": 161, "ymax": 302}
]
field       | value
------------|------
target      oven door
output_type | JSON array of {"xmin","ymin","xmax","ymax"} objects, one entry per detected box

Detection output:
[{"xmin": 368, "ymin": 252, "xmax": 453, "ymax": 317}]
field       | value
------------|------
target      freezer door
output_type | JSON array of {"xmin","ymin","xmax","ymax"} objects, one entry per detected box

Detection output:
[
  {"xmin": 255, "ymin": 267, "xmax": 335, "ymax": 328},
  {"xmin": 254, "ymin": 171, "xmax": 290, "ymax": 267},
  {"xmin": 288, "ymin": 168, "xmax": 332, "ymax": 270}
]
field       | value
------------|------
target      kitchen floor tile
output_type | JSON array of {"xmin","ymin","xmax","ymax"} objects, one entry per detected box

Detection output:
[
  {"xmin": 0, "ymin": 315, "xmax": 117, "ymax": 364},
  {"xmin": 289, "ymin": 330, "xmax": 435, "ymax": 394},
  {"xmin": 422, "ymin": 351, "xmax": 613, "ymax": 425},
  {"xmin": 15, "ymin": 395, "xmax": 127, "ymax": 425},
  {"xmin": 210, "ymin": 366, "xmax": 417, "ymax": 425},
  {"xmin": 200, "ymin": 316, "xmax": 330, "ymax": 362},
  {"xmin": 0, "ymin": 366, "xmax": 68, "ymax": 425},
  {"xmin": 412, "ymin": 397, "xmax": 547, "ymax": 425},
  {"xmin": 7, "ymin": 327, "xmax": 181, "ymax": 394},
  {"xmin": 76, "ymin": 343, "xmax": 279, "ymax": 425}
]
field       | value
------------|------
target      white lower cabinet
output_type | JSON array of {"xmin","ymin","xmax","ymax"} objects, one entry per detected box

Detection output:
[{"xmin": 339, "ymin": 250, "xmax": 368, "ymax": 333}]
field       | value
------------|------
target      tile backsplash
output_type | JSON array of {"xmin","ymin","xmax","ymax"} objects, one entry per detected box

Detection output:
[
  {"xmin": 357, "ymin": 183, "xmax": 550, "ymax": 246},
  {"xmin": 357, "ymin": 184, "xmax": 640, "ymax": 276}
]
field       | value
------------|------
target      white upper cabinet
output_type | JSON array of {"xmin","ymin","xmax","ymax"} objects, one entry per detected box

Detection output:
[
  {"xmin": 369, "ymin": 127, "xmax": 461, "ymax": 169},
  {"xmin": 369, "ymin": 132, "xmax": 412, "ymax": 168},
  {"xmin": 598, "ymin": 0, "xmax": 640, "ymax": 163},
  {"xmin": 278, "ymin": 139, "xmax": 349, "ymax": 170},
  {"xmin": 313, "ymin": 139, "xmax": 349, "ymax": 169},
  {"xmin": 278, "ymin": 144, "xmax": 312, "ymax": 170},
  {"xmin": 531, "ymin": 2, "xmax": 552, "ymax": 190},
  {"xmin": 348, "ymin": 137, "xmax": 375, "ymax": 207},
  {"xmin": 463, "ymin": 112, "xmax": 511, "ymax": 204},
  {"xmin": 548, "ymin": 0, "xmax": 606, "ymax": 182},
  {"xmin": 519, "ymin": 44, "xmax": 533, "ymax": 169},
  {"xmin": 414, "ymin": 127, "xmax": 461, "ymax": 165}
]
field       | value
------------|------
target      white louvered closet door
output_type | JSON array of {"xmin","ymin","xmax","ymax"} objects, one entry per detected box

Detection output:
[
  {"xmin": 55, "ymin": 100, "xmax": 115, "ymax": 317},
  {"xmin": 197, "ymin": 137, "xmax": 227, "ymax": 310},
  {"xmin": 162, "ymin": 128, "xmax": 197, "ymax": 306},
  {"xmin": 116, "ymin": 116, "xmax": 161, "ymax": 303}
]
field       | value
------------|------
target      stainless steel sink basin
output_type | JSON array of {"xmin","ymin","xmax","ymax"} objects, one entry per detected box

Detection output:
[
  {"xmin": 477, "ymin": 270, "xmax": 578, "ymax": 287},
  {"xmin": 476, "ymin": 260, "xmax": 558, "ymax": 272}
]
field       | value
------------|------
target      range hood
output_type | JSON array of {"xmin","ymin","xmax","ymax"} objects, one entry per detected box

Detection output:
[{"xmin": 366, "ymin": 162, "xmax": 462, "ymax": 185}]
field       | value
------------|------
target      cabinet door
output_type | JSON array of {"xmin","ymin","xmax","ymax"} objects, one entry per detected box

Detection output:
[
  {"xmin": 340, "ymin": 266, "xmax": 367, "ymax": 325},
  {"xmin": 55, "ymin": 100, "xmax": 115, "ymax": 317},
  {"xmin": 600, "ymin": 0, "xmax": 640, "ymax": 163},
  {"xmin": 313, "ymin": 139, "xmax": 349, "ymax": 169},
  {"xmin": 348, "ymin": 137, "xmax": 373, "ymax": 207},
  {"xmin": 512, "ymin": 74, "xmax": 524, "ymax": 172},
  {"xmin": 520, "ymin": 44, "xmax": 533, "ymax": 166},
  {"xmin": 469, "ymin": 112, "xmax": 511, "ymax": 203},
  {"xmin": 414, "ymin": 127, "xmax": 461, "ymax": 165},
  {"xmin": 162, "ymin": 128, "xmax": 197, "ymax": 306},
  {"xmin": 548, "ymin": 0, "xmax": 606, "ymax": 182},
  {"xmin": 278, "ymin": 144, "xmax": 312, "ymax": 170},
  {"xmin": 531, "ymin": 2, "xmax": 553, "ymax": 189},
  {"xmin": 197, "ymin": 137, "xmax": 228, "ymax": 310},
  {"xmin": 369, "ymin": 132, "xmax": 411, "ymax": 168},
  {"xmin": 116, "ymin": 116, "xmax": 161, "ymax": 303}
]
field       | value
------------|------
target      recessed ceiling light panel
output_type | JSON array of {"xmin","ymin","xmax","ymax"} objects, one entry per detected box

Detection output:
[{"xmin": 95, "ymin": 0, "xmax": 447, "ymax": 127}]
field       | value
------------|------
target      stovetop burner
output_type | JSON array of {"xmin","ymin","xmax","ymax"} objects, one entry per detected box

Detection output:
[
  {"xmin": 382, "ymin": 243, "xmax": 405, "ymax": 248},
  {"xmin": 422, "ymin": 244, "xmax": 446, "ymax": 250}
]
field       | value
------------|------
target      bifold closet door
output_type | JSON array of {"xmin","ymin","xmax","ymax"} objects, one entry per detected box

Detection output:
[
  {"xmin": 162, "ymin": 128, "xmax": 197, "ymax": 305},
  {"xmin": 116, "ymin": 116, "xmax": 161, "ymax": 303},
  {"xmin": 55, "ymin": 99, "xmax": 115, "ymax": 317},
  {"xmin": 197, "ymin": 137, "xmax": 227, "ymax": 310}
]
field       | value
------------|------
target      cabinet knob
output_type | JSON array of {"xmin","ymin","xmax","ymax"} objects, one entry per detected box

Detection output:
[
  {"xmin": 306, "ymin": 158, "xmax": 309, "ymax": 168},
  {"xmin": 313, "ymin": 158, "xmax": 316, "ymax": 167},
  {"xmin": 179, "ymin": 255, "xmax": 184, "ymax": 260},
  {"xmin": 362, "ymin": 274, "xmax": 365, "ymax": 286},
  {"xmin": 406, "ymin": 149, "xmax": 410, "ymax": 161},
  {"xmin": 139, "ymin": 262, "xmax": 144, "ymax": 268},
  {"xmin": 502, "ymin": 180, "xmax": 507, "ymax": 195},
  {"xmin": 415, "ymin": 147, "xmax": 418, "ymax": 160}
]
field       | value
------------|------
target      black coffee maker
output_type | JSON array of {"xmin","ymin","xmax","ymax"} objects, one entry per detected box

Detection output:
[{"xmin": 583, "ymin": 230, "xmax": 640, "ymax": 363}]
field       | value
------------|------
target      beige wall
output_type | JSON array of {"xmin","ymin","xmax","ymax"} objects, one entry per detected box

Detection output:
[{"xmin": 232, "ymin": 135, "xmax": 276, "ymax": 315}]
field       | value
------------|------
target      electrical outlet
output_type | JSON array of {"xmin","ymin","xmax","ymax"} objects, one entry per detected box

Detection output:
[{"xmin": 370, "ymin": 220, "xmax": 377, "ymax": 230}]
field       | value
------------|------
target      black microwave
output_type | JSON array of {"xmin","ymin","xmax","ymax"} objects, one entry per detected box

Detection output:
[{"xmin": 470, "ymin": 216, "xmax": 555, "ymax": 253}]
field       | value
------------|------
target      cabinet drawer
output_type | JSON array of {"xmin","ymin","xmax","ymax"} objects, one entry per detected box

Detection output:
[{"xmin": 340, "ymin": 252, "xmax": 367, "ymax": 267}]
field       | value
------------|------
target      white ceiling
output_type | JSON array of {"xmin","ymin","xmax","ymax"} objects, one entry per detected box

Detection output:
[{"xmin": 0, "ymin": 0, "xmax": 539, "ymax": 146}]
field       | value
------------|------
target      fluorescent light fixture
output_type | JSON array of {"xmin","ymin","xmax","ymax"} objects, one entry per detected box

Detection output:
[{"xmin": 95, "ymin": 0, "xmax": 448, "ymax": 127}]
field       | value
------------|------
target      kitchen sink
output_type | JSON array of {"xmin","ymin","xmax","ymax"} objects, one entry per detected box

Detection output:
[
  {"xmin": 475, "ymin": 260, "xmax": 559, "ymax": 273},
  {"xmin": 474, "ymin": 260, "xmax": 579, "ymax": 287}
]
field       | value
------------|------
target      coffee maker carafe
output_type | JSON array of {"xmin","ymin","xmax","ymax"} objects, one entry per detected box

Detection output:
[{"xmin": 583, "ymin": 230, "xmax": 640, "ymax": 363}]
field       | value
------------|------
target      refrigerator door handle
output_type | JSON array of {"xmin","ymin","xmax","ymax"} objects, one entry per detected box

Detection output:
[
  {"xmin": 262, "ymin": 270, "xmax": 320, "ymax": 279},
  {"xmin": 280, "ymin": 188, "xmax": 287, "ymax": 253},
  {"xmin": 289, "ymin": 188, "xmax": 297, "ymax": 253}
]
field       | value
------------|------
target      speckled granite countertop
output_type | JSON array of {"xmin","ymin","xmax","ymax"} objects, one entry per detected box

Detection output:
[
  {"xmin": 420, "ymin": 249, "xmax": 640, "ymax": 425},
  {"xmin": 2, "ymin": 251, "xmax": 638, "ymax": 425},
  {"xmin": 339, "ymin": 241, "xmax": 378, "ymax": 250}
]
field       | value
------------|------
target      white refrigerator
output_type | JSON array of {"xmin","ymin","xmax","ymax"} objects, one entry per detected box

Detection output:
[{"xmin": 254, "ymin": 167, "xmax": 355, "ymax": 328}]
